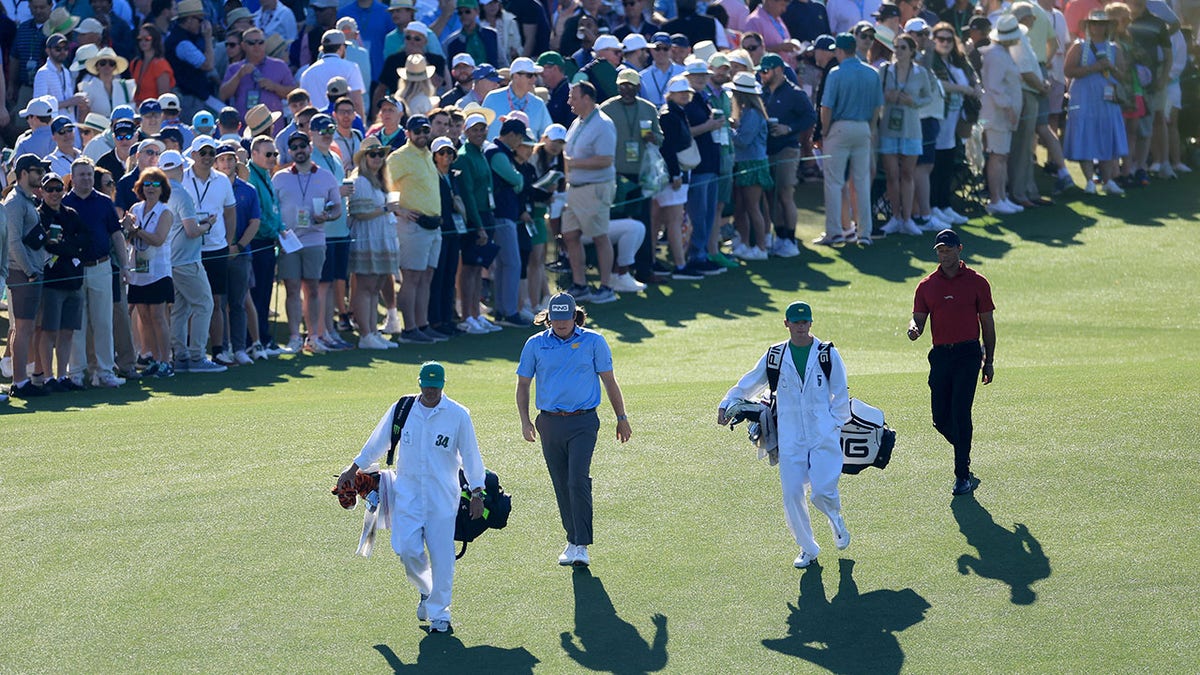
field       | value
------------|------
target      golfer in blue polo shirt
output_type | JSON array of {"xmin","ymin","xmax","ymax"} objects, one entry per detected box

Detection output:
[{"xmin": 516, "ymin": 292, "xmax": 631, "ymax": 568}]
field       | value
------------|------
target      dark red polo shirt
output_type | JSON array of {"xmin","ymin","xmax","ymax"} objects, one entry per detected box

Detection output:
[{"xmin": 913, "ymin": 262, "xmax": 995, "ymax": 346}]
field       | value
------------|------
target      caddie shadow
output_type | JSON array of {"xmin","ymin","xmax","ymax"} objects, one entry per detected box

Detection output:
[
  {"xmin": 761, "ymin": 558, "xmax": 929, "ymax": 675},
  {"xmin": 561, "ymin": 567, "xmax": 669, "ymax": 674},
  {"xmin": 952, "ymin": 495, "xmax": 1051, "ymax": 605},
  {"xmin": 374, "ymin": 636, "xmax": 539, "ymax": 673}
]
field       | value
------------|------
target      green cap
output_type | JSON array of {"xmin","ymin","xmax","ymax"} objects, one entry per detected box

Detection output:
[
  {"xmin": 785, "ymin": 301, "xmax": 813, "ymax": 323},
  {"xmin": 418, "ymin": 361, "xmax": 445, "ymax": 388},
  {"xmin": 456, "ymin": 0, "xmax": 479, "ymax": 8},
  {"xmin": 758, "ymin": 53, "xmax": 786, "ymax": 71},
  {"xmin": 536, "ymin": 51, "xmax": 566, "ymax": 68}
]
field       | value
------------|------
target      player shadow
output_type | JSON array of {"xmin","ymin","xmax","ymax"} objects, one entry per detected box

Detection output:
[
  {"xmin": 373, "ymin": 635, "xmax": 539, "ymax": 673},
  {"xmin": 952, "ymin": 495, "xmax": 1051, "ymax": 605},
  {"xmin": 561, "ymin": 567, "xmax": 669, "ymax": 674},
  {"xmin": 761, "ymin": 558, "xmax": 929, "ymax": 675}
]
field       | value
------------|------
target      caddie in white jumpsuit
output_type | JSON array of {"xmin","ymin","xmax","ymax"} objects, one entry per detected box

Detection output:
[
  {"xmin": 718, "ymin": 301, "xmax": 852, "ymax": 569},
  {"xmin": 337, "ymin": 361, "xmax": 486, "ymax": 634}
]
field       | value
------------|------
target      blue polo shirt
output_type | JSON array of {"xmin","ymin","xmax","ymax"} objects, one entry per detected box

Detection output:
[
  {"xmin": 62, "ymin": 189, "xmax": 123, "ymax": 263},
  {"xmin": 230, "ymin": 177, "xmax": 262, "ymax": 256},
  {"xmin": 822, "ymin": 55, "xmax": 884, "ymax": 123},
  {"xmin": 516, "ymin": 326, "xmax": 614, "ymax": 413}
]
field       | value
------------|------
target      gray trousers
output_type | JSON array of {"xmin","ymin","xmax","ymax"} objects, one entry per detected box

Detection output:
[
  {"xmin": 491, "ymin": 219, "xmax": 520, "ymax": 317},
  {"xmin": 171, "ymin": 262, "xmax": 214, "ymax": 362},
  {"xmin": 536, "ymin": 410, "xmax": 600, "ymax": 546},
  {"xmin": 1008, "ymin": 90, "xmax": 1040, "ymax": 201}
]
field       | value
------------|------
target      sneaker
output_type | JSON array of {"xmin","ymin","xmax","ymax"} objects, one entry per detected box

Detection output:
[
  {"xmin": 610, "ymin": 272, "xmax": 647, "ymax": 293},
  {"xmin": 429, "ymin": 619, "xmax": 452, "ymax": 634},
  {"xmin": 1000, "ymin": 199, "xmax": 1024, "ymax": 213},
  {"xmin": 985, "ymin": 201, "xmax": 1016, "ymax": 216},
  {"xmin": 709, "ymin": 251, "xmax": 739, "ymax": 269},
  {"xmin": 398, "ymin": 329, "xmax": 434, "ymax": 344},
  {"xmin": 92, "ymin": 371, "xmax": 126, "ymax": 387},
  {"xmin": 590, "ymin": 286, "xmax": 618, "ymax": 304},
  {"xmin": 135, "ymin": 354, "xmax": 153, "ymax": 369},
  {"xmin": 142, "ymin": 361, "xmax": 162, "ymax": 378},
  {"xmin": 376, "ymin": 332, "xmax": 399, "ymax": 349},
  {"xmin": 565, "ymin": 284, "xmax": 593, "ymax": 302},
  {"xmin": 1053, "ymin": 173, "xmax": 1078, "ymax": 194},
  {"xmin": 730, "ymin": 242, "xmax": 751, "ymax": 259},
  {"xmin": 463, "ymin": 317, "xmax": 490, "ymax": 335},
  {"xmin": 118, "ymin": 367, "xmax": 143, "ymax": 381},
  {"xmin": 744, "ymin": 247, "xmax": 769, "ymax": 261},
  {"xmin": 811, "ymin": 234, "xmax": 843, "ymax": 246},
  {"xmin": 880, "ymin": 217, "xmax": 904, "ymax": 235},
  {"xmin": 247, "ymin": 343, "xmax": 267, "ymax": 361},
  {"xmin": 421, "ymin": 326, "xmax": 451, "ymax": 342},
  {"xmin": 155, "ymin": 362, "xmax": 176, "ymax": 378},
  {"xmin": 855, "ymin": 236, "xmax": 873, "ymax": 246},
  {"xmin": 303, "ymin": 337, "xmax": 329, "ymax": 354},
  {"xmin": 417, "ymin": 594, "xmax": 429, "ymax": 622},
  {"xmin": 336, "ymin": 313, "xmax": 353, "ymax": 332},
  {"xmin": 1173, "ymin": 163, "xmax": 1192, "ymax": 173},
  {"xmin": 938, "ymin": 207, "xmax": 970, "ymax": 225},
  {"xmin": 9, "ymin": 381, "xmax": 49, "ymax": 397},
  {"xmin": 558, "ymin": 543, "xmax": 577, "ymax": 566},
  {"xmin": 234, "ymin": 350, "xmax": 253, "ymax": 365},
  {"xmin": 479, "ymin": 317, "xmax": 504, "ymax": 333},
  {"xmin": 191, "ymin": 358, "xmax": 229, "ymax": 373},
  {"xmin": 1103, "ymin": 180, "xmax": 1125, "ymax": 195},
  {"xmin": 359, "ymin": 334, "xmax": 385, "ymax": 350},
  {"xmin": 794, "ymin": 551, "xmax": 817, "ymax": 569},
  {"xmin": 1135, "ymin": 169, "xmax": 1150, "ymax": 186},
  {"xmin": 830, "ymin": 514, "xmax": 851, "ymax": 550},
  {"xmin": 901, "ymin": 219, "xmax": 923, "ymax": 236},
  {"xmin": 262, "ymin": 341, "xmax": 285, "ymax": 357},
  {"xmin": 952, "ymin": 473, "xmax": 982, "ymax": 496},
  {"xmin": 171, "ymin": 358, "xmax": 190, "ymax": 373},
  {"xmin": 912, "ymin": 215, "xmax": 932, "ymax": 230},
  {"xmin": 214, "ymin": 350, "xmax": 235, "ymax": 366},
  {"xmin": 671, "ymin": 264, "xmax": 704, "ymax": 281},
  {"xmin": 1160, "ymin": 166, "xmax": 1178, "ymax": 180},
  {"xmin": 574, "ymin": 545, "xmax": 590, "ymax": 567},
  {"xmin": 281, "ymin": 336, "xmax": 304, "ymax": 354},
  {"xmin": 59, "ymin": 376, "xmax": 86, "ymax": 392},
  {"xmin": 770, "ymin": 237, "xmax": 800, "ymax": 257},
  {"xmin": 694, "ymin": 258, "xmax": 725, "ymax": 275},
  {"xmin": 1084, "ymin": 180, "xmax": 1097, "ymax": 195}
]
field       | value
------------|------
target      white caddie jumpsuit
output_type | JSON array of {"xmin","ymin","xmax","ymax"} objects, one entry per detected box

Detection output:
[
  {"xmin": 723, "ymin": 337, "xmax": 852, "ymax": 557},
  {"xmin": 353, "ymin": 395, "xmax": 486, "ymax": 623}
]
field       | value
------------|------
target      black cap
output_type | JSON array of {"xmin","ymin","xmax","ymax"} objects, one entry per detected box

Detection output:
[
  {"xmin": 113, "ymin": 119, "xmax": 139, "ymax": 135},
  {"xmin": 14, "ymin": 153, "xmax": 51, "ymax": 175},
  {"xmin": 406, "ymin": 115, "xmax": 431, "ymax": 132},
  {"xmin": 288, "ymin": 130, "xmax": 311, "ymax": 145},
  {"xmin": 873, "ymin": 2, "xmax": 900, "ymax": 19},
  {"xmin": 965, "ymin": 16, "xmax": 992, "ymax": 32},
  {"xmin": 670, "ymin": 33, "xmax": 690, "ymax": 47},
  {"xmin": 219, "ymin": 106, "xmax": 241, "ymax": 127},
  {"xmin": 933, "ymin": 229, "xmax": 961, "ymax": 249},
  {"xmin": 157, "ymin": 127, "xmax": 184, "ymax": 146},
  {"xmin": 499, "ymin": 118, "xmax": 528, "ymax": 137}
]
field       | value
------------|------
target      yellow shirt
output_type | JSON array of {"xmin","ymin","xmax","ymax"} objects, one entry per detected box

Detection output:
[{"xmin": 385, "ymin": 143, "xmax": 441, "ymax": 217}]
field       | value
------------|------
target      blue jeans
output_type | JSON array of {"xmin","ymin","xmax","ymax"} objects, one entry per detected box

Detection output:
[
  {"xmin": 685, "ymin": 173, "xmax": 718, "ymax": 263},
  {"xmin": 491, "ymin": 219, "xmax": 520, "ymax": 317}
]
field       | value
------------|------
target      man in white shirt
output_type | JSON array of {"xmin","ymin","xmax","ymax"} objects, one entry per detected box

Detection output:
[
  {"xmin": 181, "ymin": 136, "xmax": 237, "ymax": 370},
  {"xmin": 44, "ymin": 116, "xmax": 81, "ymax": 176},
  {"xmin": 254, "ymin": 0, "xmax": 298, "ymax": 42},
  {"xmin": 33, "ymin": 33, "xmax": 87, "ymax": 122},
  {"xmin": 335, "ymin": 362, "xmax": 486, "ymax": 634},
  {"xmin": 298, "ymin": 29, "xmax": 366, "ymax": 116}
]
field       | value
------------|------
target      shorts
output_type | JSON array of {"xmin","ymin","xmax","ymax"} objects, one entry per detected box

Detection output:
[
  {"xmin": 984, "ymin": 128, "xmax": 1013, "ymax": 155},
  {"xmin": 396, "ymin": 218, "xmax": 441, "ymax": 270},
  {"xmin": 320, "ymin": 236, "xmax": 351, "ymax": 282},
  {"xmin": 277, "ymin": 245, "xmax": 327, "ymax": 280},
  {"xmin": 1049, "ymin": 80, "xmax": 1065, "ymax": 114},
  {"xmin": 562, "ymin": 182, "xmax": 615, "ymax": 238},
  {"xmin": 768, "ymin": 146, "xmax": 800, "ymax": 191},
  {"xmin": 1035, "ymin": 90, "xmax": 1050, "ymax": 126},
  {"xmin": 38, "ymin": 287, "xmax": 83, "ymax": 331},
  {"xmin": 201, "ymin": 249, "xmax": 229, "ymax": 295},
  {"xmin": 529, "ymin": 206, "xmax": 549, "ymax": 246},
  {"xmin": 1146, "ymin": 86, "xmax": 1168, "ymax": 115},
  {"xmin": 878, "ymin": 135, "xmax": 922, "ymax": 156},
  {"xmin": 6, "ymin": 269, "xmax": 42, "ymax": 320},
  {"xmin": 918, "ymin": 118, "xmax": 939, "ymax": 165},
  {"xmin": 1167, "ymin": 81, "xmax": 1181, "ymax": 111},
  {"xmin": 654, "ymin": 181, "xmax": 688, "ymax": 206},
  {"xmin": 128, "ymin": 276, "xmax": 174, "ymax": 305}
]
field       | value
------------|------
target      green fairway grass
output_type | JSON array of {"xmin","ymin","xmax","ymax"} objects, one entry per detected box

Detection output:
[{"xmin": 3, "ymin": 177, "xmax": 1199, "ymax": 673}]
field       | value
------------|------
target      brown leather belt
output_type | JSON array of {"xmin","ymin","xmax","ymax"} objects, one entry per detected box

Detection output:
[
  {"xmin": 82, "ymin": 255, "xmax": 110, "ymax": 267},
  {"xmin": 540, "ymin": 408, "xmax": 596, "ymax": 416}
]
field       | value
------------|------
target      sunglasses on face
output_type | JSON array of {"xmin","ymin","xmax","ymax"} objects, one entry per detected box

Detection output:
[
  {"xmin": 405, "ymin": 34, "xmax": 424, "ymax": 41},
  {"xmin": 42, "ymin": 185, "xmax": 64, "ymax": 193},
  {"xmin": 244, "ymin": 39, "xmax": 265, "ymax": 45},
  {"xmin": 436, "ymin": 149, "xmax": 456, "ymax": 157},
  {"xmin": 143, "ymin": 181, "xmax": 163, "ymax": 188},
  {"xmin": 55, "ymin": 128, "xmax": 74, "ymax": 135},
  {"xmin": 934, "ymin": 34, "xmax": 954, "ymax": 42},
  {"xmin": 457, "ymin": 7, "xmax": 473, "ymax": 13},
  {"xmin": 654, "ymin": 45, "xmax": 669, "ymax": 51},
  {"xmin": 366, "ymin": 150, "xmax": 386, "ymax": 158},
  {"xmin": 225, "ymin": 41, "xmax": 239, "ymax": 48},
  {"xmin": 142, "ymin": 149, "xmax": 160, "ymax": 156},
  {"xmin": 116, "ymin": 133, "xmax": 136, "ymax": 140},
  {"xmin": 623, "ymin": 0, "xmax": 637, "ymax": 5},
  {"xmin": 744, "ymin": 43, "xmax": 761, "ymax": 51},
  {"xmin": 262, "ymin": 151, "xmax": 279, "ymax": 157},
  {"xmin": 289, "ymin": 142, "xmax": 309, "ymax": 150},
  {"xmin": 195, "ymin": 148, "xmax": 215, "ymax": 157},
  {"xmin": 97, "ymin": 60, "xmax": 116, "ymax": 67}
]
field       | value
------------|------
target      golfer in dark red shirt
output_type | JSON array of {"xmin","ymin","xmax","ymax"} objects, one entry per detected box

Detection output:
[{"xmin": 907, "ymin": 229, "xmax": 996, "ymax": 496}]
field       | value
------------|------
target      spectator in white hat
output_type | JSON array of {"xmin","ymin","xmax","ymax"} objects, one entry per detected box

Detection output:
[
  {"xmin": 481, "ymin": 56, "xmax": 550, "ymax": 138},
  {"xmin": 79, "ymin": 47, "xmax": 134, "ymax": 119},
  {"xmin": 439, "ymin": 53, "xmax": 477, "ymax": 108},
  {"xmin": 576, "ymin": 33, "xmax": 624, "ymax": 102},
  {"xmin": 14, "ymin": 97, "xmax": 59, "ymax": 160},
  {"xmin": 622, "ymin": 33, "xmax": 651, "ymax": 70}
]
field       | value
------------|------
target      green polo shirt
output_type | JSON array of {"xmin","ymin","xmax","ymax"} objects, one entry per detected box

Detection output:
[{"xmin": 453, "ymin": 141, "xmax": 494, "ymax": 229}]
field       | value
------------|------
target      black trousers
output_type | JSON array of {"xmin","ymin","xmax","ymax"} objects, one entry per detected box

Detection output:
[
  {"xmin": 928, "ymin": 341, "xmax": 982, "ymax": 479},
  {"xmin": 616, "ymin": 173, "xmax": 654, "ymax": 279},
  {"xmin": 931, "ymin": 148, "xmax": 957, "ymax": 209},
  {"xmin": 427, "ymin": 232, "xmax": 460, "ymax": 330}
]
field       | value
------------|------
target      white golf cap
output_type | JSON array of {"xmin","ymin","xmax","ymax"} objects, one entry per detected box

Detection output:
[
  {"xmin": 666, "ymin": 74, "xmax": 694, "ymax": 94},
  {"xmin": 452, "ymin": 53, "xmax": 476, "ymax": 68},
  {"xmin": 405, "ymin": 20, "xmax": 428, "ymax": 34},
  {"xmin": 336, "ymin": 16, "xmax": 358, "ymax": 31},
  {"xmin": 158, "ymin": 150, "xmax": 186, "ymax": 170},
  {"xmin": 544, "ymin": 123, "xmax": 567, "ymax": 142},
  {"xmin": 509, "ymin": 56, "xmax": 543, "ymax": 75},
  {"xmin": 622, "ymin": 33, "xmax": 648, "ymax": 52},
  {"xmin": 465, "ymin": 113, "xmax": 488, "ymax": 128},
  {"xmin": 904, "ymin": 17, "xmax": 930, "ymax": 33},
  {"xmin": 593, "ymin": 34, "xmax": 621, "ymax": 52},
  {"xmin": 431, "ymin": 136, "xmax": 455, "ymax": 153},
  {"xmin": 188, "ymin": 135, "xmax": 219, "ymax": 154}
]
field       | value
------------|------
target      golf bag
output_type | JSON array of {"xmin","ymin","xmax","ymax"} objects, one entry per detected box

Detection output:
[
  {"xmin": 838, "ymin": 398, "xmax": 896, "ymax": 474},
  {"xmin": 454, "ymin": 468, "xmax": 513, "ymax": 559}
]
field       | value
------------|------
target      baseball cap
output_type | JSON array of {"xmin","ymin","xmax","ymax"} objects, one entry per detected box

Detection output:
[
  {"xmin": 785, "ymin": 301, "xmax": 813, "ymax": 323},
  {"xmin": 464, "ymin": 113, "xmax": 488, "ymax": 128},
  {"xmin": 623, "ymin": 34, "xmax": 648, "ymax": 52},
  {"xmin": 965, "ymin": 16, "xmax": 991, "ymax": 32},
  {"xmin": 216, "ymin": 141, "xmax": 240, "ymax": 157},
  {"xmin": 510, "ymin": 56, "xmax": 543, "ymax": 75},
  {"xmin": 544, "ymin": 123, "xmax": 567, "ymax": 142},
  {"xmin": 327, "ymin": 76, "xmax": 350, "ymax": 98},
  {"xmin": 406, "ymin": 115, "xmax": 431, "ymax": 132},
  {"xmin": 431, "ymin": 136, "xmax": 455, "ymax": 153},
  {"xmin": 853, "ymin": 20, "xmax": 876, "ymax": 36},
  {"xmin": 452, "ymin": 53, "xmax": 476, "ymax": 68},
  {"xmin": 311, "ymin": 0, "xmax": 338, "ymax": 8},
  {"xmin": 593, "ymin": 35, "xmax": 621, "ymax": 52},
  {"xmin": 536, "ymin": 51, "xmax": 566, "ymax": 68},
  {"xmin": 76, "ymin": 17, "xmax": 104, "ymax": 35},
  {"xmin": 684, "ymin": 56, "xmax": 711, "ymax": 75},
  {"xmin": 418, "ymin": 362, "xmax": 446, "ymax": 388},
  {"xmin": 157, "ymin": 127, "xmax": 184, "ymax": 147},
  {"xmin": 288, "ymin": 130, "xmax": 311, "ymax": 145},
  {"xmin": 188, "ymin": 135, "xmax": 219, "ymax": 154},
  {"xmin": 547, "ymin": 292, "xmax": 576, "ymax": 321},
  {"xmin": 835, "ymin": 33, "xmax": 857, "ymax": 51},
  {"xmin": 813, "ymin": 34, "xmax": 837, "ymax": 51},
  {"xmin": 14, "ymin": 154, "xmax": 51, "ymax": 174},
  {"xmin": 1011, "ymin": 1, "xmax": 1035, "ymax": 20},
  {"xmin": 218, "ymin": 106, "xmax": 241, "ymax": 127},
  {"xmin": 46, "ymin": 33, "xmax": 69, "ymax": 49},
  {"xmin": 138, "ymin": 99, "xmax": 162, "ymax": 115},
  {"xmin": 336, "ymin": 16, "xmax": 358, "ymax": 31},
  {"xmin": 473, "ymin": 64, "xmax": 502, "ymax": 82},
  {"xmin": 670, "ymin": 33, "xmax": 690, "ymax": 47},
  {"xmin": 158, "ymin": 150, "xmax": 186, "ymax": 170},
  {"xmin": 667, "ymin": 75, "xmax": 693, "ymax": 94},
  {"xmin": 113, "ymin": 119, "xmax": 138, "ymax": 136},
  {"xmin": 758, "ymin": 53, "xmax": 786, "ymax": 71},
  {"xmin": 904, "ymin": 17, "xmax": 930, "ymax": 33},
  {"xmin": 19, "ymin": 96, "xmax": 55, "ymax": 118},
  {"xmin": 41, "ymin": 172, "xmax": 64, "ymax": 186},
  {"xmin": 616, "ymin": 68, "xmax": 641, "ymax": 86},
  {"xmin": 50, "ymin": 115, "xmax": 75, "ymax": 135},
  {"xmin": 110, "ymin": 104, "xmax": 135, "ymax": 121},
  {"xmin": 158, "ymin": 93, "xmax": 181, "ymax": 111},
  {"xmin": 708, "ymin": 52, "xmax": 731, "ymax": 69},
  {"xmin": 322, "ymin": 28, "xmax": 346, "ymax": 46},
  {"xmin": 500, "ymin": 118, "xmax": 528, "ymax": 137},
  {"xmin": 192, "ymin": 110, "xmax": 215, "ymax": 129},
  {"xmin": 933, "ymin": 229, "xmax": 961, "ymax": 249},
  {"xmin": 873, "ymin": 2, "xmax": 900, "ymax": 19},
  {"xmin": 136, "ymin": 138, "xmax": 165, "ymax": 154},
  {"xmin": 310, "ymin": 113, "xmax": 335, "ymax": 134}
]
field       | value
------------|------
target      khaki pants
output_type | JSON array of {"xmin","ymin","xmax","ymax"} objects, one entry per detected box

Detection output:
[
  {"xmin": 68, "ymin": 263, "xmax": 117, "ymax": 380},
  {"xmin": 170, "ymin": 262, "xmax": 214, "ymax": 362},
  {"xmin": 822, "ymin": 120, "xmax": 874, "ymax": 239},
  {"xmin": 1008, "ymin": 90, "xmax": 1040, "ymax": 202}
]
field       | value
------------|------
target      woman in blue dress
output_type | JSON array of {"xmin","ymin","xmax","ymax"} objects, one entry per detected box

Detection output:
[{"xmin": 1063, "ymin": 10, "xmax": 1130, "ymax": 195}]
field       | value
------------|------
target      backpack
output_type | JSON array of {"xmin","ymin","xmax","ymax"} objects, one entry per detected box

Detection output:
[
  {"xmin": 387, "ymin": 396, "xmax": 512, "ymax": 559},
  {"xmin": 763, "ymin": 342, "xmax": 897, "ymax": 474}
]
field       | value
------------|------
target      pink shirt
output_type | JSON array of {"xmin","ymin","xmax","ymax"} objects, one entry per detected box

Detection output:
[{"xmin": 744, "ymin": 7, "xmax": 791, "ymax": 49}]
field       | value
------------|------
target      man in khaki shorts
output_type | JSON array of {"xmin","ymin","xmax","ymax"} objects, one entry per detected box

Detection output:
[{"xmin": 561, "ymin": 81, "xmax": 619, "ymax": 305}]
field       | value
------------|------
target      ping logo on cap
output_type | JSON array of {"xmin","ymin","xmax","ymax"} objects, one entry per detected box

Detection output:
[{"xmin": 551, "ymin": 303, "xmax": 571, "ymax": 313}]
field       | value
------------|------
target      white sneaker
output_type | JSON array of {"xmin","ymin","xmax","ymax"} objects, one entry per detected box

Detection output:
[
  {"xmin": 379, "ymin": 332, "xmax": 399, "ymax": 349},
  {"xmin": 92, "ymin": 371, "xmax": 126, "ymax": 387},
  {"xmin": 558, "ymin": 544, "xmax": 577, "ymax": 566},
  {"xmin": 902, "ymin": 219, "xmax": 923, "ymax": 236},
  {"xmin": 574, "ymin": 545, "xmax": 590, "ymax": 567},
  {"xmin": 731, "ymin": 242, "xmax": 750, "ymax": 259},
  {"xmin": 770, "ymin": 237, "xmax": 800, "ymax": 258},
  {"xmin": 359, "ymin": 333, "xmax": 389, "ymax": 350},
  {"xmin": 880, "ymin": 217, "xmax": 904, "ymax": 235},
  {"xmin": 463, "ymin": 317, "xmax": 490, "ymax": 335},
  {"xmin": 1148, "ymin": 162, "xmax": 1162, "ymax": 174},
  {"xmin": 303, "ymin": 337, "xmax": 328, "ymax": 354},
  {"xmin": 234, "ymin": 350, "xmax": 253, "ymax": 365},
  {"xmin": 214, "ymin": 351, "xmax": 235, "ymax": 366},
  {"xmin": 794, "ymin": 551, "xmax": 817, "ymax": 568},
  {"xmin": 944, "ymin": 207, "xmax": 970, "ymax": 225},
  {"xmin": 609, "ymin": 272, "xmax": 647, "ymax": 293},
  {"xmin": 1173, "ymin": 163, "xmax": 1192, "ymax": 173},
  {"xmin": 830, "ymin": 514, "xmax": 851, "ymax": 550},
  {"xmin": 281, "ymin": 336, "xmax": 304, "ymax": 354},
  {"xmin": 747, "ymin": 247, "xmax": 769, "ymax": 261},
  {"xmin": 481, "ymin": 317, "xmax": 503, "ymax": 332},
  {"xmin": 1001, "ymin": 198, "xmax": 1024, "ymax": 213},
  {"xmin": 986, "ymin": 201, "xmax": 1015, "ymax": 215},
  {"xmin": 1104, "ymin": 180, "xmax": 1125, "ymax": 195},
  {"xmin": 417, "ymin": 594, "xmax": 429, "ymax": 622},
  {"xmin": 380, "ymin": 309, "xmax": 403, "ymax": 334}
]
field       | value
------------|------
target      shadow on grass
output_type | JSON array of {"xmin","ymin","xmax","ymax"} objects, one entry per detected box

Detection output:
[
  {"xmin": 374, "ymin": 636, "xmax": 539, "ymax": 672},
  {"xmin": 952, "ymin": 495, "xmax": 1051, "ymax": 605},
  {"xmin": 561, "ymin": 567, "xmax": 669, "ymax": 674},
  {"xmin": 762, "ymin": 559, "xmax": 929, "ymax": 675}
]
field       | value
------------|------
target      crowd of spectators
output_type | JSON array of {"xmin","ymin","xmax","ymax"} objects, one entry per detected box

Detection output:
[{"xmin": 1, "ymin": 0, "xmax": 1198, "ymax": 401}]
